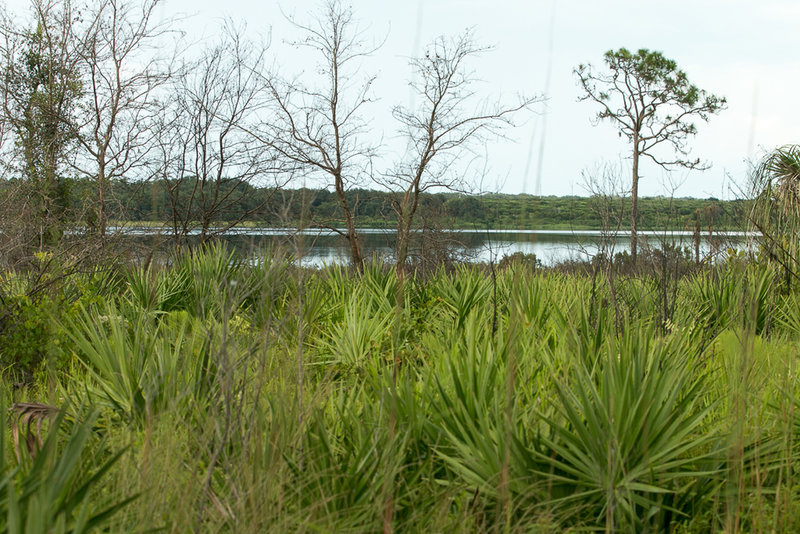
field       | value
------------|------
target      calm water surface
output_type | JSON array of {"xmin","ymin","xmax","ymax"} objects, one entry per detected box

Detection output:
[{"xmin": 124, "ymin": 227, "xmax": 756, "ymax": 267}]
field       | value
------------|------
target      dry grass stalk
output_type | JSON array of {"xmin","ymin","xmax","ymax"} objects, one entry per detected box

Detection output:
[{"xmin": 8, "ymin": 402, "xmax": 59, "ymax": 461}]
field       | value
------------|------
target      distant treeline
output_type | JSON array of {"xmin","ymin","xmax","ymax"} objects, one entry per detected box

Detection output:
[{"xmin": 109, "ymin": 179, "xmax": 749, "ymax": 231}]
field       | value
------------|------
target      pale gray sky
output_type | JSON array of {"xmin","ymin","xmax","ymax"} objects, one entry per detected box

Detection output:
[{"xmin": 11, "ymin": 0, "xmax": 800, "ymax": 198}]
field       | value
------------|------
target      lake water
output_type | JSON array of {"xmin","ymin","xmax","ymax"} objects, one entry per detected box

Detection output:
[{"xmin": 124, "ymin": 227, "xmax": 756, "ymax": 267}]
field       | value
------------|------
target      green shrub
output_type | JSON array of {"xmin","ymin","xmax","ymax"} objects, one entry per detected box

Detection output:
[{"xmin": 0, "ymin": 403, "xmax": 134, "ymax": 533}]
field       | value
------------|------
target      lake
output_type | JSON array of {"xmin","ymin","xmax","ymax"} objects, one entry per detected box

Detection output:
[{"xmin": 122, "ymin": 226, "xmax": 756, "ymax": 267}]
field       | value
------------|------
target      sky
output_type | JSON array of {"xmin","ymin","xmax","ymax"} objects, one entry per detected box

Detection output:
[{"xmin": 9, "ymin": 0, "xmax": 800, "ymax": 198}]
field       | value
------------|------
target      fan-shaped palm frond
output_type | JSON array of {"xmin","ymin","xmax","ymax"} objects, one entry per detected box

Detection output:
[{"xmin": 750, "ymin": 145, "xmax": 800, "ymax": 281}]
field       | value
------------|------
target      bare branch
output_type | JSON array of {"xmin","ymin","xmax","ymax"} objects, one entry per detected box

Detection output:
[
  {"xmin": 67, "ymin": 0, "xmax": 184, "ymax": 238},
  {"xmin": 386, "ymin": 29, "xmax": 539, "ymax": 272},
  {"xmin": 156, "ymin": 21, "xmax": 285, "ymax": 244},
  {"xmin": 255, "ymin": 0, "xmax": 380, "ymax": 271}
]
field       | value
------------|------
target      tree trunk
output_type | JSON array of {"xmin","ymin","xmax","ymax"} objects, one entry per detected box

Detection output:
[
  {"xmin": 346, "ymin": 222, "xmax": 363, "ymax": 272},
  {"xmin": 334, "ymin": 173, "xmax": 363, "ymax": 272},
  {"xmin": 396, "ymin": 219, "xmax": 409, "ymax": 279},
  {"xmin": 342, "ymin": 201, "xmax": 363, "ymax": 272},
  {"xmin": 631, "ymin": 143, "xmax": 639, "ymax": 265},
  {"xmin": 98, "ymin": 161, "xmax": 107, "ymax": 239},
  {"xmin": 395, "ymin": 197, "xmax": 412, "ymax": 279}
]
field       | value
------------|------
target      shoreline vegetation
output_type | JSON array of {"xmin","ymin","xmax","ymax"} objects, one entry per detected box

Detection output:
[
  {"xmin": 3, "ymin": 244, "xmax": 800, "ymax": 532},
  {"xmin": 106, "ymin": 182, "xmax": 748, "ymax": 232}
]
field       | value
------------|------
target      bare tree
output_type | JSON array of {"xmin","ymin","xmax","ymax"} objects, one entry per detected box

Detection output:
[
  {"xmin": 575, "ymin": 48, "xmax": 725, "ymax": 263},
  {"xmin": 71, "ymin": 0, "xmax": 176, "ymax": 239},
  {"xmin": 256, "ymin": 0, "xmax": 378, "ymax": 272},
  {"xmin": 161, "ymin": 23, "xmax": 282, "ymax": 245},
  {"xmin": 386, "ymin": 31, "xmax": 537, "ymax": 275}
]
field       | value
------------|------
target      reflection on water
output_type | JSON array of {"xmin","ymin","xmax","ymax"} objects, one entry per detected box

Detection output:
[
  {"xmin": 125, "ymin": 227, "xmax": 756, "ymax": 267},
  {"xmin": 294, "ymin": 230, "xmax": 753, "ymax": 267}
]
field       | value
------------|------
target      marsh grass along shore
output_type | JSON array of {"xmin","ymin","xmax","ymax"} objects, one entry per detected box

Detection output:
[{"xmin": 1, "ymin": 243, "xmax": 799, "ymax": 531}]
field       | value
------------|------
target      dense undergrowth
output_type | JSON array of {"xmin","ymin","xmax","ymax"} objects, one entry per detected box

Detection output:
[{"xmin": 1, "ymin": 243, "xmax": 800, "ymax": 532}]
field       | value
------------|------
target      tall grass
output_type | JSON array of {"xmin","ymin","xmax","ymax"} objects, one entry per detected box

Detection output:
[
  {"xmin": 0, "ymin": 402, "xmax": 134, "ymax": 533},
  {"xmin": 4, "ymin": 248, "xmax": 800, "ymax": 531}
]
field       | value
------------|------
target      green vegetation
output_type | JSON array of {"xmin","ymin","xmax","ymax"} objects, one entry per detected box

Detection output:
[
  {"xmin": 576, "ymin": 48, "xmax": 726, "ymax": 261},
  {"xmin": 1, "ymin": 243, "xmax": 799, "ymax": 531},
  {"xmin": 103, "ymin": 179, "xmax": 747, "ymax": 231},
  {"xmin": 0, "ymin": 1, "xmax": 792, "ymax": 532}
]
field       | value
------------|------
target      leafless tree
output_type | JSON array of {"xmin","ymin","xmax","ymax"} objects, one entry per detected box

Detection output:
[
  {"xmin": 70, "ymin": 0, "xmax": 176, "ymax": 239},
  {"xmin": 385, "ymin": 30, "xmax": 537, "ymax": 275},
  {"xmin": 256, "ymin": 0, "xmax": 379, "ymax": 272},
  {"xmin": 160, "ymin": 23, "xmax": 283, "ymax": 245},
  {"xmin": 580, "ymin": 162, "xmax": 628, "ymax": 332}
]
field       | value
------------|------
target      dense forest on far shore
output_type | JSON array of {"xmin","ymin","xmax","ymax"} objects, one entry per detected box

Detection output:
[{"xmin": 101, "ymin": 178, "xmax": 749, "ymax": 231}]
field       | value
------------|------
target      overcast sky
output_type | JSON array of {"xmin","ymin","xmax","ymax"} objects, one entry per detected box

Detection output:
[{"xmin": 11, "ymin": 0, "xmax": 800, "ymax": 198}]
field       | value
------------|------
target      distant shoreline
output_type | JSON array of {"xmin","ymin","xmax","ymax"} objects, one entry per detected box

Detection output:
[
  {"xmin": 108, "ymin": 224, "xmax": 758, "ymax": 237},
  {"xmin": 111, "ymin": 185, "xmax": 750, "ymax": 233}
]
